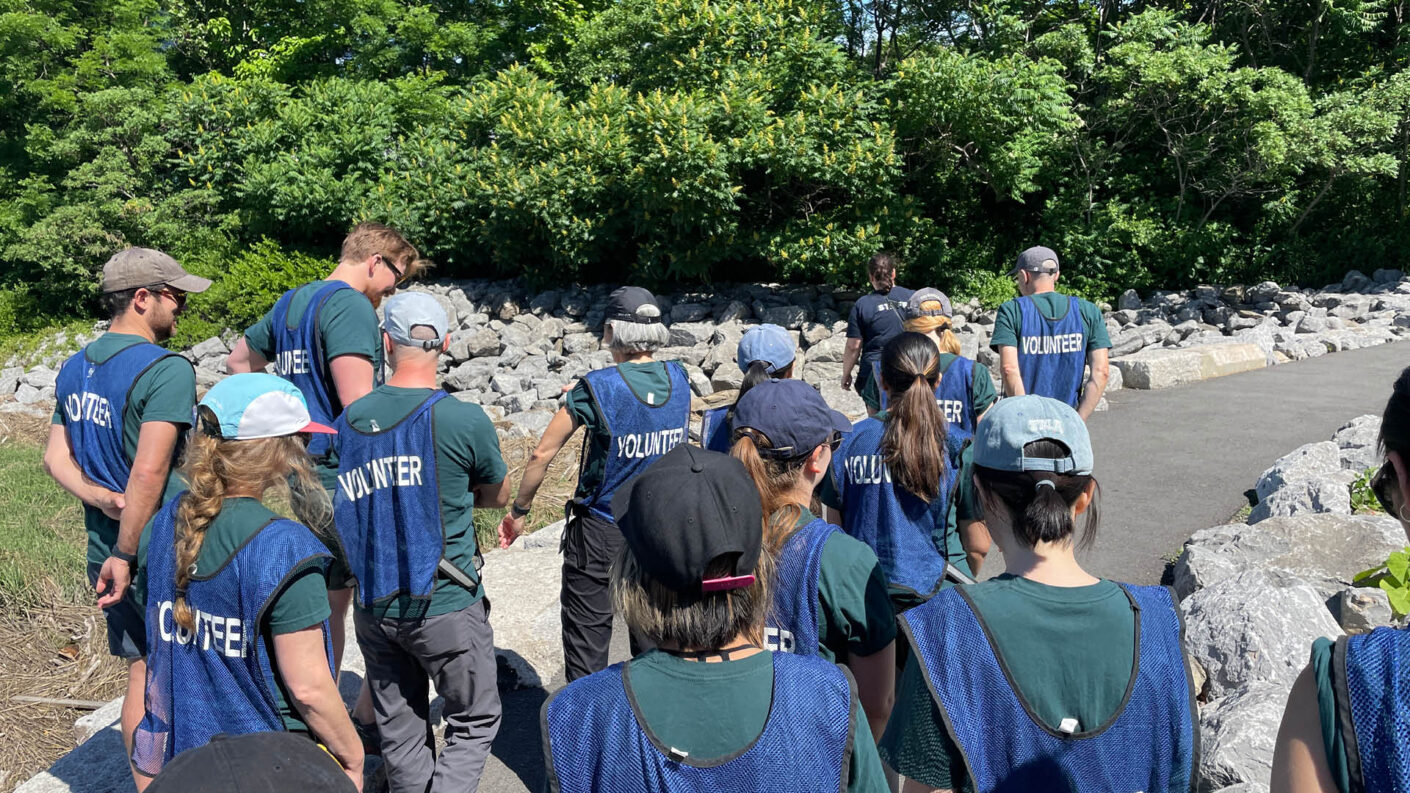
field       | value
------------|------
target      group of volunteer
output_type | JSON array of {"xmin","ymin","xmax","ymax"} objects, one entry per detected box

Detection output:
[{"xmin": 42, "ymin": 228, "xmax": 1405, "ymax": 793}]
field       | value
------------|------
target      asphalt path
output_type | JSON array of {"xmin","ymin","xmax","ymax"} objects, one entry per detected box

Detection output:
[{"xmin": 473, "ymin": 339, "xmax": 1410, "ymax": 793}]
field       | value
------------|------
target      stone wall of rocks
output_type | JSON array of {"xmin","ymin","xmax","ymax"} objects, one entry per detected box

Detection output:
[{"xmin": 1173, "ymin": 414, "xmax": 1406, "ymax": 792}]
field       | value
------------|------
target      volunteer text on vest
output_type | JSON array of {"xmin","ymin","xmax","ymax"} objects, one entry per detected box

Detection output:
[
  {"xmin": 337, "ymin": 454, "xmax": 426, "ymax": 501},
  {"xmin": 614, "ymin": 427, "xmax": 687, "ymax": 459},
  {"xmin": 1020, "ymin": 332, "xmax": 1085, "ymax": 355}
]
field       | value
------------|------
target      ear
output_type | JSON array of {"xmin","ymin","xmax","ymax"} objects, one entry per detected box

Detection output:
[
  {"xmin": 807, "ymin": 443, "xmax": 830, "ymax": 475},
  {"xmin": 131, "ymin": 287, "xmax": 155, "ymax": 314},
  {"xmin": 440, "ymin": 335, "xmax": 450, "ymax": 353},
  {"xmin": 382, "ymin": 330, "xmax": 394, "ymax": 356},
  {"xmin": 1072, "ymin": 478, "xmax": 1097, "ymax": 516}
]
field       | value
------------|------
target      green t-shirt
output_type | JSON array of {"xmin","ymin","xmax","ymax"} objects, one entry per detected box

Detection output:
[
  {"xmin": 564, "ymin": 361, "xmax": 675, "ymax": 500},
  {"xmin": 786, "ymin": 508, "xmax": 897, "ymax": 663},
  {"xmin": 879, "ymin": 575, "xmax": 1137, "ymax": 790},
  {"xmin": 990, "ymin": 292, "xmax": 1112, "ymax": 352},
  {"xmin": 244, "ymin": 280, "xmax": 384, "ymax": 490},
  {"xmin": 329, "ymin": 385, "xmax": 507, "ymax": 619},
  {"xmin": 1311, "ymin": 637, "xmax": 1353, "ymax": 793},
  {"xmin": 133, "ymin": 497, "xmax": 332, "ymax": 733},
  {"xmin": 52, "ymin": 333, "xmax": 196, "ymax": 565},
  {"xmin": 860, "ymin": 352, "xmax": 997, "ymax": 416},
  {"xmin": 619, "ymin": 649, "xmax": 889, "ymax": 793}
]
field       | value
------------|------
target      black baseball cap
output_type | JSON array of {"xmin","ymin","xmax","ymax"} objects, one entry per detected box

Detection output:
[
  {"xmin": 732, "ymin": 379, "xmax": 852, "ymax": 459},
  {"xmin": 612, "ymin": 445, "xmax": 762, "ymax": 593},
  {"xmin": 605, "ymin": 286, "xmax": 663, "ymax": 324},
  {"xmin": 1007, "ymin": 245, "xmax": 1060, "ymax": 277},
  {"xmin": 148, "ymin": 732, "xmax": 356, "ymax": 793}
]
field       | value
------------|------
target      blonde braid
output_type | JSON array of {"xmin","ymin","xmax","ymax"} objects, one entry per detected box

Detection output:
[{"xmin": 173, "ymin": 433, "xmax": 225, "ymax": 631}]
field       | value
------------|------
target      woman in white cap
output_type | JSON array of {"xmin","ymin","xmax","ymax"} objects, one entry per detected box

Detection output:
[
  {"xmin": 880, "ymin": 395, "xmax": 1197, "ymax": 793},
  {"xmin": 729, "ymin": 378, "xmax": 898, "ymax": 741},
  {"xmin": 129, "ymin": 373, "xmax": 362, "ymax": 791},
  {"xmin": 541, "ymin": 445, "xmax": 888, "ymax": 792},
  {"xmin": 699, "ymin": 323, "xmax": 798, "ymax": 453},
  {"xmin": 1271, "ymin": 365, "xmax": 1410, "ymax": 793}
]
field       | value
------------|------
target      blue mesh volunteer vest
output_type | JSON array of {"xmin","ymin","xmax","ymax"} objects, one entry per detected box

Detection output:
[
  {"xmin": 333, "ymin": 390, "xmax": 447, "ymax": 609},
  {"xmin": 55, "ymin": 342, "xmax": 179, "ymax": 492},
  {"xmin": 902, "ymin": 583, "xmax": 1196, "ymax": 793},
  {"xmin": 873, "ymin": 356, "xmax": 979, "ymax": 440},
  {"xmin": 543, "ymin": 653, "xmax": 855, "ymax": 793},
  {"xmin": 132, "ymin": 495, "xmax": 333, "ymax": 777},
  {"xmin": 831, "ymin": 417, "xmax": 960, "ymax": 603},
  {"xmin": 270, "ymin": 282, "xmax": 360, "ymax": 457},
  {"xmin": 1338, "ymin": 626, "xmax": 1410, "ymax": 793},
  {"xmin": 577, "ymin": 363, "xmax": 691, "ymax": 522},
  {"xmin": 765, "ymin": 517, "xmax": 837, "ymax": 656},
  {"xmin": 699, "ymin": 405, "xmax": 731, "ymax": 454},
  {"xmin": 1016, "ymin": 295, "xmax": 1087, "ymax": 407}
]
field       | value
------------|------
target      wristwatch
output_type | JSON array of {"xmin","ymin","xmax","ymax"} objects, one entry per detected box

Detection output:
[
  {"xmin": 510, "ymin": 502, "xmax": 531, "ymax": 519},
  {"xmin": 111, "ymin": 549, "xmax": 138, "ymax": 566}
]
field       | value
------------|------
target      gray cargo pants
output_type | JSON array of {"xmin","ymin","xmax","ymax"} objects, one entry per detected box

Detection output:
[{"xmin": 354, "ymin": 599, "xmax": 501, "ymax": 793}]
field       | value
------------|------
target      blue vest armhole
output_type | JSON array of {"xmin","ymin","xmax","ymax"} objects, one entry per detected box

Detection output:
[
  {"xmin": 1332, "ymin": 635, "xmax": 1365, "ymax": 793},
  {"xmin": 541, "ymin": 689, "xmax": 566, "ymax": 793},
  {"xmin": 898, "ymin": 599, "xmax": 982, "ymax": 788}
]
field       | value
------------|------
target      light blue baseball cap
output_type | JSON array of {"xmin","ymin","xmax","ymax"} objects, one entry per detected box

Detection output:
[
  {"xmin": 198, "ymin": 373, "xmax": 336, "ymax": 440},
  {"xmin": 973, "ymin": 395, "xmax": 1093, "ymax": 475},
  {"xmin": 736, "ymin": 324, "xmax": 796, "ymax": 374},
  {"xmin": 383, "ymin": 292, "xmax": 449, "ymax": 349}
]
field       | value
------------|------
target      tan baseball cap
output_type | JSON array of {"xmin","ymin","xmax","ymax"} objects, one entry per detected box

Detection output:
[{"xmin": 100, "ymin": 247, "xmax": 212, "ymax": 294}]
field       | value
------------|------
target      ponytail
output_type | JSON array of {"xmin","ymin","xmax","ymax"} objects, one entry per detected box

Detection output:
[
  {"xmin": 868, "ymin": 252, "xmax": 898, "ymax": 292},
  {"xmin": 739, "ymin": 360, "xmax": 773, "ymax": 399},
  {"xmin": 730, "ymin": 430, "xmax": 811, "ymax": 551},
  {"xmin": 974, "ymin": 440, "xmax": 1100, "ymax": 549},
  {"xmin": 879, "ymin": 332, "xmax": 947, "ymax": 502},
  {"xmin": 904, "ymin": 315, "xmax": 962, "ymax": 356},
  {"xmin": 173, "ymin": 432, "xmax": 224, "ymax": 632}
]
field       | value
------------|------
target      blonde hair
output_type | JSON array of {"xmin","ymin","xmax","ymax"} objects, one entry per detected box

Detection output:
[
  {"xmin": 730, "ymin": 431, "xmax": 813, "ymax": 552},
  {"xmin": 612, "ymin": 544, "xmax": 775, "ymax": 650},
  {"xmin": 342, "ymin": 222, "xmax": 428, "ymax": 282},
  {"xmin": 171, "ymin": 425, "xmax": 325, "ymax": 632},
  {"xmin": 904, "ymin": 314, "xmax": 962, "ymax": 355}
]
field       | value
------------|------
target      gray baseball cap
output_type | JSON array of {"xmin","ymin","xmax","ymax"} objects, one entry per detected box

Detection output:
[
  {"xmin": 906, "ymin": 287, "xmax": 953, "ymax": 319},
  {"xmin": 1007, "ymin": 245, "xmax": 1060, "ymax": 277},
  {"xmin": 101, "ymin": 247, "xmax": 212, "ymax": 294},
  {"xmin": 382, "ymin": 292, "xmax": 449, "ymax": 349},
  {"xmin": 972, "ymin": 395, "xmax": 1093, "ymax": 475}
]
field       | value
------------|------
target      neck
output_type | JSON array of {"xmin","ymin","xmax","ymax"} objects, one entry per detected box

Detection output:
[
  {"xmin": 784, "ymin": 482, "xmax": 815, "ymax": 513},
  {"xmin": 1027, "ymin": 282, "xmax": 1057, "ymax": 296},
  {"xmin": 108, "ymin": 313, "xmax": 156, "ymax": 343},
  {"xmin": 615, "ymin": 351, "xmax": 654, "ymax": 365},
  {"xmin": 327, "ymin": 262, "xmax": 366, "ymax": 292},
  {"xmin": 1001, "ymin": 537, "xmax": 1098, "ymax": 587},
  {"xmin": 386, "ymin": 362, "xmax": 438, "ymax": 389},
  {"xmin": 224, "ymin": 485, "xmax": 267, "ymax": 500},
  {"xmin": 655, "ymin": 635, "xmax": 762, "ymax": 663}
]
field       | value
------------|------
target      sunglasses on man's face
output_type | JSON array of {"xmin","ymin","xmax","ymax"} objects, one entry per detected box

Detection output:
[
  {"xmin": 1371, "ymin": 461, "xmax": 1398, "ymax": 514},
  {"xmin": 378, "ymin": 254, "xmax": 405, "ymax": 284}
]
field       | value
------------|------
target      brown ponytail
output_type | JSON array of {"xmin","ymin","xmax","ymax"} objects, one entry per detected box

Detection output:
[
  {"xmin": 973, "ymin": 439, "xmax": 1100, "ymax": 550},
  {"xmin": 867, "ymin": 252, "xmax": 898, "ymax": 292},
  {"xmin": 172, "ymin": 412, "xmax": 324, "ymax": 631},
  {"xmin": 878, "ymin": 332, "xmax": 947, "ymax": 502},
  {"xmin": 729, "ymin": 430, "xmax": 812, "ymax": 551}
]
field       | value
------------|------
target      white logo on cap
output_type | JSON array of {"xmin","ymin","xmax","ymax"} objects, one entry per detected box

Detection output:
[{"xmin": 1027, "ymin": 418, "xmax": 1064, "ymax": 434}]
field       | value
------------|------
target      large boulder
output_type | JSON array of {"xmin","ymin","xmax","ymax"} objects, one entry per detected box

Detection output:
[
  {"xmin": 1182, "ymin": 568, "xmax": 1342, "ymax": 700},
  {"xmin": 1247, "ymin": 469, "xmax": 1357, "ymax": 524},
  {"xmin": 481, "ymin": 520, "xmax": 567, "ymax": 688},
  {"xmin": 1198, "ymin": 684, "xmax": 1288, "ymax": 791},
  {"xmin": 1331, "ymin": 414, "xmax": 1382, "ymax": 471},
  {"xmin": 1112, "ymin": 344, "xmax": 1265, "ymax": 389},
  {"xmin": 1252, "ymin": 442, "xmax": 1341, "ymax": 503}
]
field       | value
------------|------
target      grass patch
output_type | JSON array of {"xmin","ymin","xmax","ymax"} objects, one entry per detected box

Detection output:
[
  {"xmin": 1350, "ymin": 467, "xmax": 1385, "ymax": 515},
  {"xmin": 0, "ymin": 439, "xmax": 88, "ymax": 611}
]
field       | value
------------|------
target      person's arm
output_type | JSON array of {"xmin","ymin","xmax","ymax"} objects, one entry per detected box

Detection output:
[
  {"xmin": 998, "ymin": 346, "xmax": 1024, "ymax": 397},
  {"xmin": 473, "ymin": 478, "xmax": 511, "ymax": 510},
  {"xmin": 273, "ymin": 626, "xmax": 364, "ymax": 791},
  {"xmin": 958, "ymin": 519, "xmax": 991, "ymax": 577},
  {"xmin": 497, "ymin": 406, "xmax": 579, "ymax": 547},
  {"xmin": 901, "ymin": 781, "xmax": 949, "ymax": 793},
  {"xmin": 850, "ymin": 641, "xmax": 896, "ymax": 742},
  {"xmin": 1271, "ymin": 663, "xmax": 1340, "ymax": 793},
  {"xmin": 1076, "ymin": 348, "xmax": 1109, "ymax": 420},
  {"xmin": 42, "ymin": 424, "xmax": 125, "ymax": 519},
  {"xmin": 97, "ymin": 421, "xmax": 180, "ymax": 608},
  {"xmin": 841, "ymin": 338, "xmax": 863, "ymax": 391},
  {"xmin": 225, "ymin": 336, "xmax": 268, "ymax": 374},
  {"xmin": 329, "ymin": 354, "xmax": 375, "ymax": 409}
]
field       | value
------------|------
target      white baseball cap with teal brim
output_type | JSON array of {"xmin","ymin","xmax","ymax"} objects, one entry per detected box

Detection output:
[
  {"xmin": 198, "ymin": 373, "xmax": 337, "ymax": 440},
  {"xmin": 973, "ymin": 395, "xmax": 1093, "ymax": 475}
]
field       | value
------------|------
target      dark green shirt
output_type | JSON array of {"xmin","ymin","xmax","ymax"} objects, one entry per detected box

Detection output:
[
  {"xmin": 622, "ymin": 649, "xmax": 889, "ymax": 793},
  {"xmin": 244, "ymin": 281, "xmax": 384, "ymax": 490},
  {"xmin": 1311, "ymin": 637, "xmax": 1353, "ymax": 793},
  {"xmin": 990, "ymin": 291, "xmax": 1112, "ymax": 352},
  {"xmin": 564, "ymin": 361, "xmax": 674, "ymax": 500},
  {"xmin": 133, "ymin": 497, "xmax": 332, "ymax": 733},
  {"xmin": 880, "ymin": 575, "xmax": 1137, "ymax": 790},
  {"xmin": 51, "ymin": 332, "xmax": 196, "ymax": 565},
  {"xmin": 330, "ymin": 385, "xmax": 507, "ymax": 619},
  {"xmin": 787, "ymin": 508, "xmax": 897, "ymax": 663},
  {"xmin": 861, "ymin": 352, "xmax": 997, "ymax": 416}
]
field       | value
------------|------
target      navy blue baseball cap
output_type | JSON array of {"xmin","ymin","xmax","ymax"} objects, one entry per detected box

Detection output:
[
  {"xmin": 736, "ymin": 324, "xmax": 796, "ymax": 374},
  {"xmin": 731, "ymin": 379, "xmax": 852, "ymax": 459},
  {"xmin": 973, "ymin": 395, "xmax": 1093, "ymax": 475}
]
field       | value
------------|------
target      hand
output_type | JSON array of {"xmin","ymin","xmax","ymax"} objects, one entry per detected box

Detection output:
[
  {"xmin": 345, "ymin": 760, "xmax": 364, "ymax": 792},
  {"xmin": 559, "ymin": 380, "xmax": 577, "ymax": 395},
  {"xmin": 95, "ymin": 555, "xmax": 132, "ymax": 608},
  {"xmin": 840, "ymin": 373, "xmax": 852, "ymax": 391},
  {"xmin": 497, "ymin": 513, "xmax": 525, "ymax": 549},
  {"xmin": 96, "ymin": 489, "xmax": 125, "ymax": 522}
]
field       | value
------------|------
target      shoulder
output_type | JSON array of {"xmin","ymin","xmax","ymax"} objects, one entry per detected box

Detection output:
[
  {"xmin": 821, "ymin": 531, "xmax": 882, "ymax": 574},
  {"xmin": 322, "ymin": 286, "xmax": 375, "ymax": 321},
  {"xmin": 434, "ymin": 395, "xmax": 500, "ymax": 441}
]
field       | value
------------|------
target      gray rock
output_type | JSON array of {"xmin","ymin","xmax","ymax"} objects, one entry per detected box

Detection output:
[
  {"xmin": 1182, "ymin": 568, "xmax": 1342, "ymax": 699},
  {"xmin": 538, "ymin": 317, "xmax": 566, "ymax": 342},
  {"xmin": 1374, "ymin": 268, "xmax": 1404, "ymax": 284},
  {"xmin": 1247, "ymin": 469, "xmax": 1356, "ymax": 524},
  {"xmin": 14, "ymin": 383, "xmax": 43, "ymax": 404},
  {"xmin": 481, "ymin": 527, "xmax": 566, "ymax": 687},
  {"xmin": 560, "ymin": 289, "xmax": 592, "ymax": 317},
  {"xmin": 1198, "ymin": 684, "xmax": 1287, "ymax": 791},
  {"xmin": 686, "ymin": 366, "xmax": 714, "ymax": 397},
  {"xmin": 189, "ymin": 336, "xmax": 228, "ymax": 360},
  {"xmin": 0, "ymin": 365, "xmax": 21, "ymax": 394},
  {"xmin": 1212, "ymin": 785, "xmax": 1269, "ymax": 793},
  {"xmin": 22, "ymin": 367, "xmax": 56, "ymax": 389},
  {"xmin": 1104, "ymin": 363, "xmax": 1123, "ymax": 392},
  {"xmin": 1109, "ymin": 328, "xmax": 1147, "ymax": 357},
  {"xmin": 1331, "ymin": 414, "xmax": 1381, "ymax": 471},
  {"xmin": 496, "ymin": 391, "xmax": 537, "ymax": 414},
  {"xmin": 464, "ymin": 328, "xmax": 503, "ymax": 359},
  {"xmin": 1117, "ymin": 289, "xmax": 1142, "ymax": 311},
  {"xmin": 1297, "ymin": 314, "xmax": 1329, "ymax": 334},
  {"xmin": 443, "ymin": 358, "xmax": 497, "ymax": 392},
  {"xmin": 14, "ymin": 716, "xmax": 134, "ymax": 793},
  {"xmin": 806, "ymin": 335, "xmax": 846, "ymax": 364},
  {"xmin": 1329, "ymin": 587, "xmax": 1395, "ymax": 634},
  {"xmin": 562, "ymin": 332, "xmax": 599, "ymax": 355},
  {"xmin": 1248, "ymin": 281, "xmax": 1281, "ymax": 303},
  {"xmin": 529, "ymin": 290, "xmax": 561, "ymax": 314},
  {"xmin": 800, "ymin": 322, "xmax": 832, "ymax": 347},
  {"xmin": 1254, "ymin": 441, "xmax": 1341, "ymax": 503},
  {"xmin": 1341, "ymin": 269, "xmax": 1374, "ymax": 293},
  {"xmin": 489, "ymin": 372, "xmax": 525, "ymax": 395},
  {"xmin": 716, "ymin": 300, "xmax": 752, "ymax": 323},
  {"xmin": 711, "ymin": 365, "xmax": 745, "ymax": 391},
  {"xmin": 818, "ymin": 381, "xmax": 867, "ymax": 420},
  {"xmin": 656, "ymin": 345, "xmax": 707, "ymax": 368},
  {"xmin": 501, "ymin": 409, "xmax": 554, "ymax": 438},
  {"xmin": 668, "ymin": 322, "xmax": 715, "ymax": 347},
  {"xmin": 670, "ymin": 302, "xmax": 711, "ymax": 323},
  {"xmin": 761, "ymin": 305, "xmax": 811, "ymax": 329}
]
